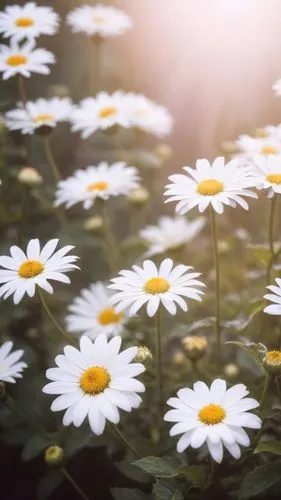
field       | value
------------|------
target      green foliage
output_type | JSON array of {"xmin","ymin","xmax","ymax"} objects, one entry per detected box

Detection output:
[
  {"xmin": 237, "ymin": 462, "xmax": 281, "ymax": 499},
  {"xmin": 254, "ymin": 440, "xmax": 281, "ymax": 456}
]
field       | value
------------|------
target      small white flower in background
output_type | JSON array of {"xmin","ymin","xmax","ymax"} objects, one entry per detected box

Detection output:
[
  {"xmin": 249, "ymin": 154, "xmax": 281, "ymax": 198},
  {"xmin": 0, "ymin": 341, "xmax": 27, "ymax": 383},
  {"xmin": 235, "ymin": 134, "xmax": 281, "ymax": 158},
  {"xmin": 0, "ymin": 3, "xmax": 59, "ymax": 42},
  {"xmin": 66, "ymin": 4, "xmax": 132, "ymax": 38},
  {"xmin": 264, "ymin": 278, "xmax": 281, "ymax": 315},
  {"xmin": 109, "ymin": 258, "xmax": 205, "ymax": 317},
  {"xmin": 66, "ymin": 282, "xmax": 129, "ymax": 340},
  {"xmin": 273, "ymin": 78, "xmax": 281, "ymax": 96},
  {"xmin": 126, "ymin": 93, "xmax": 173, "ymax": 138},
  {"xmin": 55, "ymin": 162, "xmax": 140, "ymax": 210},
  {"xmin": 71, "ymin": 92, "xmax": 130, "ymax": 139},
  {"xmin": 164, "ymin": 157, "xmax": 257, "ymax": 215},
  {"xmin": 17, "ymin": 166, "xmax": 42, "ymax": 186},
  {"xmin": 164, "ymin": 379, "xmax": 261, "ymax": 463},
  {"xmin": 0, "ymin": 239, "xmax": 79, "ymax": 304},
  {"xmin": 140, "ymin": 216, "xmax": 205, "ymax": 257},
  {"xmin": 0, "ymin": 40, "xmax": 55, "ymax": 80},
  {"xmin": 5, "ymin": 98, "xmax": 73, "ymax": 134},
  {"xmin": 43, "ymin": 334, "xmax": 145, "ymax": 434}
]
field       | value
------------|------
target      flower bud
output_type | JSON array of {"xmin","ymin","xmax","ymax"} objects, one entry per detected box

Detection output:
[
  {"xmin": 224, "ymin": 363, "xmax": 240, "ymax": 378},
  {"xmin": 154, "ymin": 144, "xmax": 173, "ymax": 162},
  {"xmin": 84, "ymin": 216, "xmax": 103, "ymax": 233},
  {"xmin": 128, "ymin": 187, "xmax": 150, "ymax": 207},
  {"xmin": 263, "ymin": 350, "xmax": 281, "ymax": 375},
  {"xmin": 134, "ymin": 346, "xmax": 152, "ymax": 366},
  {"xmin": 172, "ymin": 350, "xmax": 185, "ymax": 365},
  {"xmin": 182, "ymin": 335, "xmax": 207, "ymax": 361},
  {"xmin": 18, "ymin": 167, "xmax": 43, "ymax": 187},
  {"xmin": 44, "ymin": 445, "xmax": 64, "ymax": 466}
]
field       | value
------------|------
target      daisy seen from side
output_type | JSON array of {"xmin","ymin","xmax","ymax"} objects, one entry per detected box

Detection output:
[
  {"xmin": 264, "ymin": 278, "xmax": 281, "ymax": 315},
  {"xmin": 66, "ymin": 4, "xmax": 132, "ymax": 38},
  {"xmin": 250, "ymin": 154, "xmax": 281, "ymax": 197},
  {"xmin": 0, "ymin": 341, "xmax": 27, "ymax": 383}
]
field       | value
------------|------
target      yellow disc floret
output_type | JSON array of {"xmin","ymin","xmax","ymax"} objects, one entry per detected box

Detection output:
[
  {"xmin": 99, "ymin": 107, "xmax": 117, "ymax": 119},
  {"xmin": 267, "ymin": 174, "xmax": 281, "ymax": 185},
  {"xmin": 79, "ymin": 366, "xmax": 111, "ymax": 395},
  {"xmin": 197, "ymin": 179, "xmax": 224, "ymax": 196},
  {"xmin": 98, "ymin": 307, "xmax": 123, "ymax": 325},
  {"xmin": 144, "ymin": 277, "xmax": 170, "ymax": 294},
  {"xmin": 33, "ymin": 114, "xmax": 54, "ymax": 124},
  {"xmin": 198, "ymin": 404, "xmax": 225, "ymax": 425},
  {"xmin": 18, "ymin": 260, "xmax": 44, "ymax": 278},
  {"xmin": 261, "ymin": 146, "xmax": 278, "ymax": 155},
  {"xmin": 87, "ymin": 181, "xmax": 108, "ymax": 192},
  {"xmin": 16, "ymin": 17, "xmax": 34, "ymax": 27},
  {"xmin": 6, "ymin": 55, "xmax": 27, "ymax": 66}
]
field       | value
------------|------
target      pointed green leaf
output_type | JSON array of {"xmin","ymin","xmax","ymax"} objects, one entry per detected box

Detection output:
[{"xmin": 254, "ymin": 440, "xmax": 281, "ymax": 456}]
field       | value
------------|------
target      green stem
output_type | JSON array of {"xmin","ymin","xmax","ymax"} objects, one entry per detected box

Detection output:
[
  {"xmin": 18, "ymin": 74, "xmax": 27, "ymax": 105},
  {"xmin": 37, "ymin": 287, "xmax": 75, "ymax": 345},
  {"xmin": 112, "ymin": 425, "xmax": 140, "ymax": 457},
  {"xmin": 43, "ymin": 136, "xmax": 61, "ymax": 183},
  {"xmin": 266, "ymin": 196, "xmax": 278, "ymax": 284},
  {"xmin": 92, "ymin": 37, "xmax": 102, "ymax": 93},
  {"xmin": 99, "ymin": 202, "xmax": 119, "ymax": 275},
  {"xmin": 62, "ymin": 468, "xmax": 89, "ymax": 500},
  {"xmin": 155, "ymin": 307, "xmax": 164, "ymax": 410},
  {"xmin": 17, "ymin": 186, "xmax": 29, "ymax": 245},
  {"xmin": 210, "ymin": 207, "xmax": 221, "ymax": 368},
  {"xmin": 260, "ymin": 373, "xmax": 271, "ymax": 411}
]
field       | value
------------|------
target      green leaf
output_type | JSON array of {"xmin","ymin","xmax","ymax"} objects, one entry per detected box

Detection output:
[
  {"xmin": 254, "ymin": 440, "xmax": 281, "ymax": 456},
  {"xmin": 225, "ymin": 341, "xmax": 267, "ymax": 369},
  {"xmin": 111, "ymin": 488, "xmax": 149, "ymax": 500},
  {"xmin": 152, "ymin": 480, "xmax": 184, "ymax": 500},
  {"xmin": 134, "ymin": 456, "xmax": 179, "ymax": 478},
  {"xmin": 116, "ymin": 461, "xmax": 151, "ymax": 484},
  {"xmin": 37, "ymin": 470, "xmax": 63, "ymax": 500},
  {"xmin": 178, "ymin": 465, "xmax": 208, "ymax": 489},
  {"xmin": 21, "ymin": 435, "xmax": 52, "ymax": 462},
  {"xmin": 248, "ymin": 244, "xmax": 271, "ymax": 266},
  {"xmin": 238, "ymin": 462, "xmax": 281, "ymax": 499}
]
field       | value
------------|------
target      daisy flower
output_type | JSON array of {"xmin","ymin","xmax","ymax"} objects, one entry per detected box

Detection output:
[
  {"xmin": 250, "ymin": 154, "xmax": 281, "ymax": 197},
  {"xmin": 140, "ymin": 216, "xmax": 205, "ymax": 257},
  {"xmin": 236, "ymin": 134, "xmax": 281, "ymax": 158},
  {"xmin": 0, "ymin": 239, "xmax": 79, "ymax": 305},
  {"xmin": 264, "ymin": 278, "xmax": 281, "ymax": 315},
  {"xmin": 71, "ymin": 92, "xmax": 130, "ymax": 139},
  {"xmin": 55, "ymin": 161, "xmax": 140, "ymax": 210},
  {"xmin": 164, "ymin": 379, "xmax": 261, "ymax": 463},
  {"xmin": 108, "ymin": 258, "xmax": 205, "ymax": 317},
  {"xmin": 126, "ymin": 93, "xmax": 173, "ymax": 137},
  {"xmin": 164, "ymin": 157, "xmax": 257, "ymax": 215},
  {"xmin": 43, "ymin": 334, "xmax": 145, "ymax": 434},
  {"xmin": 0, "ymin": 341, "xmax": 27, "ymax": 383},
  {"xmin": 273, "ymin": 78, "xmax": 281, "ymax": 97},
  {"xmin": 0, "ymin": 3, "xmax": 59, "ymax": 42},
  {"xmin": 65, "ymin": 282, "xmax": 129, "ymax": 340},
  {"xmin": 5, "ymin": 98, "xmax": 73, "ymax": 135},
  {"xmin": 0, "ymin": 39, "xmax": 55, "ymax": 80},
  {"xmin": 66, "ymin": 4, "xmax": 132, "ymax": 38}
]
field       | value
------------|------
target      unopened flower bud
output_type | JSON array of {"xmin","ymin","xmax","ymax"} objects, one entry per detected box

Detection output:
[
  {"xmin": 18, "ymin": 167, "xmax": 42, "ymax": 187},
  {"xmin": 44, "ymin": 445, "xmax": 64, "ymax": 466},
  {"xmin": 224, "ymin": 363, "xmax": 240, "ymax": 378},
  {"xmin": 134, "ymin": 346, "xmax": 152, "ymax": 366},
  {"xmin": 218, "ymin": 240, "xmax": 230, "ymax": 254},
  {"xmin": 128, "ymin": 187, "xmax": 150, "ymax": 207},
  {"xmin": 182, "ymin": 335, "xmax": 207, "ymax": 361},
  {"xmin": 84, "ymin": 216, "xmax": 103, "ymax": 233},
  {"xmin": 172, "ymin": 350, "xmax": 185, "ymax": 365},
  {"xmin": 263, "ymin": 350, "xmax": 281, "ymax": 375},
  {"xmin": 154, "ymin": 144, "xmax": 173, "ymax": 162}
]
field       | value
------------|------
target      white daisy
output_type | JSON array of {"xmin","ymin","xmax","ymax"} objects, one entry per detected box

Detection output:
[
  {"xmin": 5, "ymin": 98, "xmax": 73, "ymax": 134},
  {"xmin": 71, "ymin": 92, "xmax": 130, "ymax": 139},
  {"xmin": 65, "ymin": 282, "xmax": 129, "ymax": 340},
  {"xmin": 264, "ymin": 278, "xmax": 281, "ymax": 315},
  {"xmin": 42, "ymin": 334, "xmax": 145, "ymax": 434},
  {"xmin": 55, "ymin": 161, "xmax": 140, "ymax": 210},
  {"xmin": 164, "ymin": 379, "xmax": 261, "ymax": 463},
  {"xmin": 66, "ymin": 4, "xmax": 132, "ymax": 38},
  {"xmin": 164, "ymin": 157, "xmax": 257, "ymax": 215},
  {"xmin": 126, "ymin": 93, "xmax": 173, "ymax": 137},
  {"xmin": 273, "ymin": 79, "xmax": 281, "ymax": 97},
  {"xmin": 0, "ymin": 3, "xmax": 59, "ymax": 42},
  {"xmin": 0, "ymin": 239, "xmax": 79, "ymax": 305},
  {"xmin": 108, "ymin": 258, "xmax": 205, "ymax": 318},
  {"xmin": 250, "ymin": 154, "xmax": 281, "ymax": 197},
  {"xmin": 236, "ymin": 134, "xmax": 281, "ymax": 158},
  {"xmin": 140, "ymin": 216, "xmax": 205, "ymax": 257},
  {"xmin": 0, "ymin": 341, "xmax": 27, "ymax": 383},
  {"xmin": 0, "ymin": 39, "xmax": 55, "ymax": 80}
]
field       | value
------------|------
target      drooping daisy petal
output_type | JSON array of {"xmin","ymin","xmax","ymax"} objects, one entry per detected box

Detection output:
[{"xmin": 0, "ymin": 341, "xmax": 27, "ymax": 383}]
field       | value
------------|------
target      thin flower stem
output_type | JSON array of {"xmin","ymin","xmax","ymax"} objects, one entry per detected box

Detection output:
[
  {"xmin": 18, "ymin": 74, "xmax": 27, "ymax": 106},
  {"xmin": 17, "ymin": 186, "xmax": 29, "ymax": 245},
  {"xmin": 210, "ymin": 207, "xmax": 221, "ymax": 368},
  {"xmin": 3, "ymin": 394, "xmax": 49, "ymax": 439},
  {"xmin": 43, "ymin": 136, "xmax": 62, "ymax": 183},
  {"xmin": 91, "ymin": 37, "xmax": 102, "ymax": 93},
  {"xmin": 99, "ymin": 201, "xmax": 119, "ymax": 275},
  {"xmin": 112, "ymin": 425, "xmax": 140, "ymax": 457},
  {"xmin": 37, "ymin": 287, "xmax": 75, "ymax": 345},
  {"xmin": 266, "ymin": 196, "xmax": 278, "ymax": 284},
  {"xmin": 253, "ymin": 373, "xmax": 272, "ymax": 446},
  {"xmin": 155, "ymin": 307, "xmax": 164, "ymax": 410},
  {"xmin": 62, "ymin": 468, "xmax": 89, "ymax": 500}
]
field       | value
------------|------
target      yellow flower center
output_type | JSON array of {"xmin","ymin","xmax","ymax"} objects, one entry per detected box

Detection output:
[
  {"xmin": 6, "ymin": 54, "xmax": 27, "ymax": 66},
  {"xmin": 98, "ymin": 307, "xmax": 123, "ymax": 325},
  {"xmin": 93, "ymin": 15, "xmax": 106, "ymax": 23},
  {"xmin": 79, "ymin": 366, "xmax": 110, "ymax": 394},
  {"xmin": 18, "ymin": 260, "xmax": 44, "ymax": 278},
  {"xmin": 33, "ymin": 114, "xmax": 54, "ymax": 124},
  {"xmin": 261, "ymin": 145, "xmax": 278, "ymax": 155},
  {"xmin": 99, "ymin": 106, "xmax": 117, "ymax": 119},
  {"xmin": 198, "ymin": 404, "xmax": 225, "ymax": 425},
  {"xmin": 267, "ymin": 173, "xmax": 281, "ymax": 185},
  {"xmin": 197, "ymin": 179, "xmax": 224, "ymax": 196},
  {"xmin": 15, "ymin": 17, "xmax": 34, "ymax": 27},
  {"xmin": 87, "ymin": 181, "xmax": 108, "ymax": 192},
  {"xmin": 144, "ymin": 277, "xmax": 170, "ymax": 294},
  {"xmin": 265, "ymin": 350, "xmax": 281, "ymax": 366}
]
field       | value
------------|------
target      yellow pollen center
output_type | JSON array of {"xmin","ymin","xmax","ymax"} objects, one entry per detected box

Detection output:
[
  {"xmin": 197, "ymin": 179, "xmax": 224, "ymax": 196},
  {"xmin": 198, "ymin": 404, "xmax": 225, "ymax": 425},
  {"xmin": 6, "ymin": 54, "xmax": 27, "ymax": 66},
  {"xmin": 266, "ymin": 350, "xmax": 281, "ymax": 366},
  {"xmin": 87, "ymin": 181, "xmax": 109, "ymax": 192},
  {"xmin": 93, "ymin": 15, "xmax": 105, "ymax": 23},
  {"xmin": 98, "ymin": 307, "xmax": 123, "ymax": 325},
  {"xmin": 99, "ymin": 106, "xmax": 117, "ymax": 119},
  {"xmin": 144, "ymin": 277, "xmax": 170, "ymax": 294},
  {"xmin": 33, "ymin": 114, "xmax": 54, "ymax": 124},
  {"xmin": 79, "ymin": 366, "xmax": 110, "ymax": 394},
  {"xmin": 266, "ymin": 173, "xmax": 281, "ymax": 185},
  {"xmin": 15, "ymin": 17, "xmax": 34, "ymax": 27},
  {"xmin": 18, "ymin": 260, "xmax": 44, "ymax": 278},
  {"xmin": 261, "ymin": 146, "xmax": 278, "ymax": 155}
]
